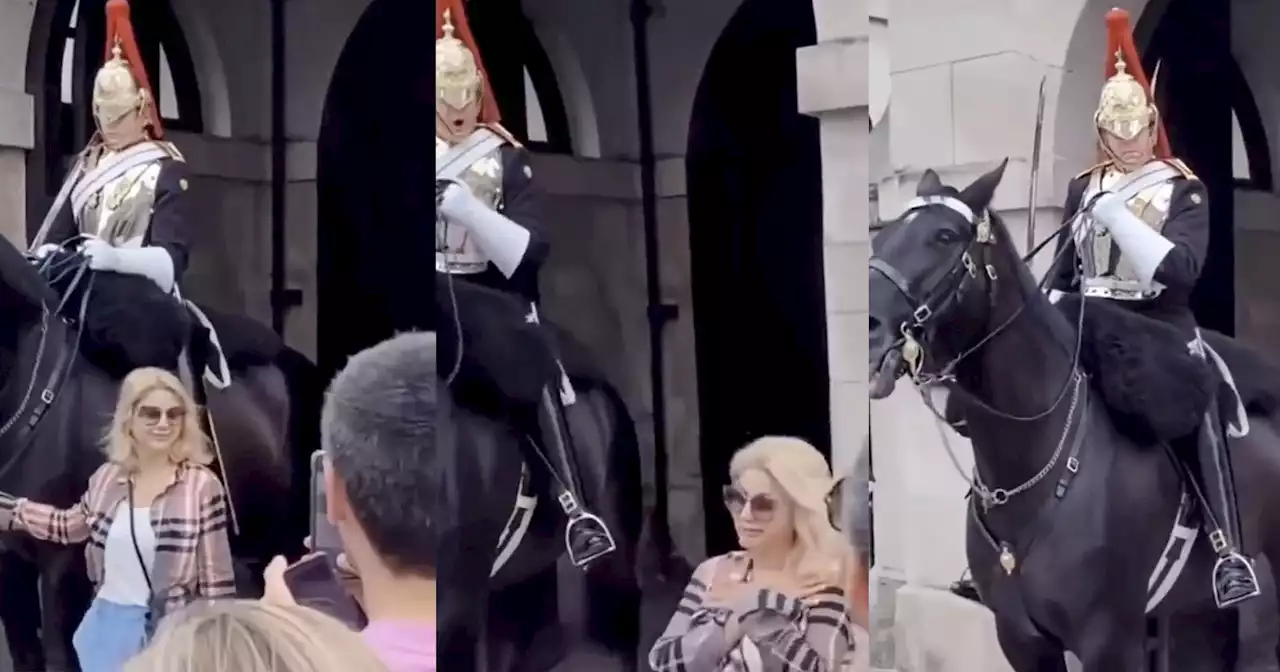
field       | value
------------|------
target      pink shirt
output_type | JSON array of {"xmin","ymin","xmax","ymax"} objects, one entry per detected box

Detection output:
[{"xmin": 362, "ymin": 620, "xmax": 436, "ymax": 672}]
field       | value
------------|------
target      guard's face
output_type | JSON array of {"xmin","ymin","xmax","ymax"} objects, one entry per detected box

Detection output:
[
  {"xmin": 98, "ymin": 107, "xmax": 148, "ymax": 150},
  {"xmin": 1103, "ymin": 126, "xmax": 1155, "ymax": 171},
  {"xmin": 436, "ymin": 98, "xmax": 480, "ymax": 144}
]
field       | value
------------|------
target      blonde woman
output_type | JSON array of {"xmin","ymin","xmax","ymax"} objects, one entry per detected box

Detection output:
[
  {"xmin": 0, "ymin": 367, "xmax": 235, "ymax": 672},
  {"xmin": 124, "ymin": 599, "xmax": 388, "ymax": 672},
  {"xmin": 650, "ymin": 436, "xmax": 856, "ymax": 671}
]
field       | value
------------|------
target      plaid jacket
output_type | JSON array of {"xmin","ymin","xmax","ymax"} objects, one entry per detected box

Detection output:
[
  {"xmin": 649, "ymin": 554, "xmax": 854, "ymax": 672},
  {"xmin": 0, "ymin": 461, "xmax": 236, "ymax": 611}
]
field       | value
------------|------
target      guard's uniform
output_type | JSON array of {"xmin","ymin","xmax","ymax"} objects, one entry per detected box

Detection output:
[
  {"xmin": 1048, "ymin": 8, "xmax": 1259, "ymax": 608},
  {"xmin": 434, "ymin": 0, "xmax": 615, "ymax": 569},
  {"xmin": 30, "ymin": 0, "xmax": 192, "ymax": 296}
]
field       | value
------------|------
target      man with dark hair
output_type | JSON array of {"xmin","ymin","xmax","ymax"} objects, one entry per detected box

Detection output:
[{"xmin": 264, "ymin": 332, "xmax": 437, "ymax": 671}]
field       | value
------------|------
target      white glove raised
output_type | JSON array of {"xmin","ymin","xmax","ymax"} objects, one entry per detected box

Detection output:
[
  {"xmin": 80, "ymin": 237, "xmax": 120, "ymax": 272},
  {"xmin": 437, "ymin": 179, "xmax": 478, "ymax": 226},
  {"xmin": 1087, "ymin": 191, "xmax": 1128, "ymax": 231},
  {"xmin": 31, "ymin": 243, "xmax": 61, "ymax": 260}
]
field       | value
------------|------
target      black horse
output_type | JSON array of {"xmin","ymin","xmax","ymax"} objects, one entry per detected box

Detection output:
[
  {"xmin": 434, "ymin": 274, "xmax": 659, "ymax": 672},
  {"xmin": 0, "ymin": 234, "xmax": 318, "ymax": 672},
  {"xmin": 867, "ymin": 161, "xmax": 1280, "ymax": 670}
]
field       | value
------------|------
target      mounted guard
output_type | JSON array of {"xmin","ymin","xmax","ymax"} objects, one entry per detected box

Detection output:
[
  {"xmin": 27, "ymin": 0, "xmax": 230, "ymax": 391},
  {"xmin": 1048, "ymin": 8, "xmax": 1259, "ymax": 608},
  {"xmin": 434, "ymin": 0, "xmax": 615, "ymax": 568}
]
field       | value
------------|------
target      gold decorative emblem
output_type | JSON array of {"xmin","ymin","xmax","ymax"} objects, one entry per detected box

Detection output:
[
  {"xmin": 1190, "ymin": 193, "xmax": 1201, "ymax": 205},
  {"xmin": 523, "ymin": 165, "xmax": 533, "ymax": 179},
  {"xmin": 179, "ymin": 178, "xmax": 189, "ymax": 191}
]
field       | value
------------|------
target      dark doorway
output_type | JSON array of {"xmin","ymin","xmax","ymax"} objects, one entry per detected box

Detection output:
[
  {"xmin": 686, "ymin": 0, "xmax": 827, "ymax": 556},
  {"xmin": 316, "ymin": 0, "xmax": 435, "ymax": 377},
  {"xmin": 1138, "ymin": 0, "xmax": 1238, "ymax": 334}
]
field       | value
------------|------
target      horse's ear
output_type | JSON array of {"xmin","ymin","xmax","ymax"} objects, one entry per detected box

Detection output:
[
  {"xmin": 917, "ymin": 169, "xmax": 944, "ymax": 196},
  {"xmin": 959, "ymin": 158, "xmax": 1008, "ymax": 211}
]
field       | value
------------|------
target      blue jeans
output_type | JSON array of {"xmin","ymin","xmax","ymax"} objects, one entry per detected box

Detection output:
[{"xmin": 72, "ymin": 598, "xmax": 149, "ymax": 672}]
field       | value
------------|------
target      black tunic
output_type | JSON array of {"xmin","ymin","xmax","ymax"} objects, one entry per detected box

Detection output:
[
  {"xmin": 446, "ymin": 144, "xmax": 550, "ymax": 304},
  {"xmin": 45, "ymin": 156, "xmax": 194, "ymax": 287},
  {"xmin": 1047, "ymin": 167, "xmax": 1210, "ymax": 335}
]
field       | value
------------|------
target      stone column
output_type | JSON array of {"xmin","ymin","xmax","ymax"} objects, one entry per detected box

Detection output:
[
  {"xmin": 797, "ymin": 1, "xmax": 869, "ymax": 490},
  {"xmin": 0, "ymin": 88, "xmax": 32, "ymax": 248}
]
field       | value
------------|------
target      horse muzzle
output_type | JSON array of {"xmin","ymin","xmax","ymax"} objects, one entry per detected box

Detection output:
[{"xmin": 869, "ymin": 347, "xmax": 903, "ymax": 400}]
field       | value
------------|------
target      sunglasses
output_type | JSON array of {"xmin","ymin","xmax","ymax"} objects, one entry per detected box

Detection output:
[
  {"xmin": 135, "ymin": 405, "xmax": 186, "ymax": 425},
  {"xmin": 722, "ymin": 486, "xmax": 777, "ymax": 521}
]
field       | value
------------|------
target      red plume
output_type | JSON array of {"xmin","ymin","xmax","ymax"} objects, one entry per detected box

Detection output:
[
  {"xmin": 1102, "ymin": 8, "xmax": 1167, "ymax": 158},
  {"xmin": 436, "ymin": 0, "xmax": 501, "ymax": 125},
  {"xmin": 103, "ymin": 0, "xmax": 163, "ymax": 138}
]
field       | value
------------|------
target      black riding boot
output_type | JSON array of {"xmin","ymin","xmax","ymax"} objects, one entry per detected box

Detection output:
[
  {"xmin": 1186, "ymin": 403, "xmax": 1260, "ymax": 609},
  {"xmin": 533, "ymin": 383, "xmax": 616, "ymax": 568}
]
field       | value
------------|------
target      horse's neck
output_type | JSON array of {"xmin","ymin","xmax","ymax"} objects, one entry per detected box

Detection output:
[{"xmin": 960, "ymin": 272, "xmax": 1077, "ymax": 490}]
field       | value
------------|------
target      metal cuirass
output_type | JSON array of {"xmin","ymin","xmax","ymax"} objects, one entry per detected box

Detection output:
[
  {"xmin": 436, "ymin": 135, "xmax": 504, "ymax": 274},
  {"xmin": 1072, "ymin": 165, "xmax": 1175, "ymax": 301},
  {"xmin": 79, "ymin": 151, "xmax": 164, "ymax": 250}
]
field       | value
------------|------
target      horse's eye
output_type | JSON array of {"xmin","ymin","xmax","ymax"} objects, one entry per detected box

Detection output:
[{"xmin": 935, "ymin": 229, "xmax": 961, "ymax": 244}]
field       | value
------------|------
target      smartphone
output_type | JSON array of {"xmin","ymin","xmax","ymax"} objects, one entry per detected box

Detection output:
[
  {"xmin": 310, "ymin": 451, "xmax": 343, "ymax": 556},
  {"xmin": 283, "ymin": 553, "xmax": 368, "ymax": 630}
]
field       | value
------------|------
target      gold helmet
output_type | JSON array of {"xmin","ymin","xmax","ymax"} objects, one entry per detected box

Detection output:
[
  {"xmin": 93, "ymin": 0, "xmax": 162, "ymax": 138},
  {"xmin": 1094, "ymin": 8, "xmax": 1167, "ymax": 158},
  {"xmin": 435, "ymin": 0, "xmax": 500, "ymax": 124}
]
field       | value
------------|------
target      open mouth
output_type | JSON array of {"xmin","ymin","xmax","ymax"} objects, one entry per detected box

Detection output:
[{"xmin": 868, "ymin": 348, "xmax": 904, "ymax": 400}]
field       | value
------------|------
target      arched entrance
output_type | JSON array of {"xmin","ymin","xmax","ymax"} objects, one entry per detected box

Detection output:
[
  {"xmin": 316, "ymin": 0, "xmax": 572, "ymax": 377},
  {"xmin": 686, "ymin": 0, "xmax": 826, "ymax": 556},
  {"xmin": 316, "ymin": 0, "xmax": 434, "ymax": 377}
]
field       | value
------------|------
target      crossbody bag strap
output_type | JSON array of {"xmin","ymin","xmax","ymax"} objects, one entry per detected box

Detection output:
[{"xmin": 127, "ymin": 481, "xmax": 156, "ymax": 600}]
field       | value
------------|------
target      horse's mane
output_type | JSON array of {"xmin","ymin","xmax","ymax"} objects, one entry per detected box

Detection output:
[
  {"xmin": 0, "ymin": 236, "xmax": 56, "ymax": 312},
  {"xmin": 984, "ymin": 209, "xmax": 1076, "ymax": 350}
]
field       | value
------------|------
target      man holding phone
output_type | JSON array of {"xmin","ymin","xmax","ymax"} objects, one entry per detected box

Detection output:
[{"xmin": 264, "ymin": 332, "xmax": 438, "ymax": 671}]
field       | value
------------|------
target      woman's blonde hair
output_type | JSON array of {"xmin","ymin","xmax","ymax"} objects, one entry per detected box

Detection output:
[
  {"xmin": 105, "ymin": 367, "xmax": 213, "ymax": 470},
  {"xmin": 124, "ymin": 600, "xmax": 389, "ymax": 672},
  {"xmin": 729, "ymin": 436, "xmax": 856, "ymax": 588}
]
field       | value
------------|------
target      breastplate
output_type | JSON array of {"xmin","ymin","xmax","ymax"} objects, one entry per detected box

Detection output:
[
  {"xmin": 79, "ymin": 153, "xmax": 163, "ymax": 248},
  {"xmin": 1072, "ymin": 165, "xmax": 1174, "ymax": 300},
  {"xmin": 436, "ymin": 135, "xmax": 505, "ymax": 274}
]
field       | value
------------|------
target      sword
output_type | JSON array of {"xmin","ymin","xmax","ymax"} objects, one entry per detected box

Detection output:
[{"xmin": 1025, "ymin": 75, "xmax": 1048, "ymax": 256}]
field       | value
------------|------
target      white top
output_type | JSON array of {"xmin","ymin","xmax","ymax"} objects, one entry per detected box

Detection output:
[{"xmin": 96, "ymin": 500, "xmax": 157, "ymax": 607}]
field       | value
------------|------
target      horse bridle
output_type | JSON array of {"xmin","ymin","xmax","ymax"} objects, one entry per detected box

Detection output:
[
  {"xmin": 871, "ymin": 195, "xmax": 1090, "ymax": 516},
  {"xmin": 870, "ymin": 195, "xmax": 1085, "ymax": 423}
]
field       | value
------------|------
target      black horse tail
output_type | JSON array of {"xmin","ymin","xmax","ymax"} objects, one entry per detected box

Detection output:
[{"xmin": 273, "ymin": 345, "xmax": 327, "ymax": 558}]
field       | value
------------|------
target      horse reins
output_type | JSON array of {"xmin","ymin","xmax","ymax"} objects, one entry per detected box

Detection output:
[{"xmin": 0, "ymin": 253, "xmax": 93, "ymax": 484}]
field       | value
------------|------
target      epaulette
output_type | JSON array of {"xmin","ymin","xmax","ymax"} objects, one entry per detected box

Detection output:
[
  {"xmin": 483, "ymin": 123, "xmax": 522, "ymax": 148},
  {"xmin": 1073, "ymin": 160, "xmax": 1112, "ymax": 181},
  {"xmin": 1162, "ymin": 158, "xmax": 1196, "ymax": 179}
]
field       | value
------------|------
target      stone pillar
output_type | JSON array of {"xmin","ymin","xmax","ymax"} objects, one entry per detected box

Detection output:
[
  {"xmin": 797, "ymin": 2, "xmax": 869, "ymax": 486},
  {"xmin": 0, "ymin": 88, "xmax": 32, "ymax": 248}
]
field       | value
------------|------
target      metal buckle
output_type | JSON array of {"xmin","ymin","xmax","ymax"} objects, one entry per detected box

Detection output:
[
  {"xmin": 1066, "ymin": 457, "xmax": 1079, "ymax": 473},
  {"xmin": 912, "ymin": 304, "xmax": 932, "ymax": 324},
  {"xmin": 40, "ymin": 389, "xmax": 54, "ymax": 405}
]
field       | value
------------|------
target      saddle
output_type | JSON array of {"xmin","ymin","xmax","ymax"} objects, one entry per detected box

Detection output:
[
  {"xmin": 39, "ymin": 252, "xmax": 280, "ymax": 382},
  {"xmin": 435, "ymin": 273, "xmax": 561, "ymax": 417},
  {"xmin": 1054, "ymin": 294, "xmax": 1280, "ymax": 446}
]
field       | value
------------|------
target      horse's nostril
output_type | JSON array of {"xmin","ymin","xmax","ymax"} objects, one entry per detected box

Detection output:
[{"xmin": 869, "ymin": 315, "xmax": 882, "ymax": 335}]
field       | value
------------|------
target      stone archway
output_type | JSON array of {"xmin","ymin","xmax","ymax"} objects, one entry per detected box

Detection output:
[{"xmin": 685, "ymin": 0, "xmax": 825, "ymax": 557}]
